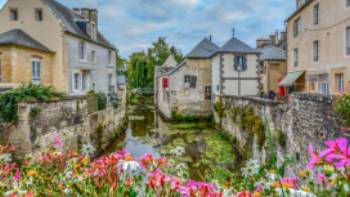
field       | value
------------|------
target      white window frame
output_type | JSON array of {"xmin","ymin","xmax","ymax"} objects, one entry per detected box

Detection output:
[
  {"xmin": 294, "ymin": 17, "xmax": 301, "ymax": 37},
  {"xmin": 294, "ymin": 48, "xmax": 299, "ymax": 67},
  {"xmin": 32, "ymin": 58, "xmax": 42, "ymax": 84},
  {"xmin": 72, "ymin": 71, "xmax": 81, "ymax": 93},
  {"xmin": 35, "ymin": 8, "xmax": 43, "ymax": 21},
  {"xmin": 79, "ymin": 41, "xmax": 86, "ymax": 62},
  {"xmin": 91, "ymin": 50, "xmax": 96, "ymax": 63},
  {"xmin": 335, "ymin": 73, "xmax": 345, "ymax": 93},
  {"xmin": 319, "ymin": 81, "xmax": 329, "ymax": 95},
  {"xmin": 82, "ymin": 72, "xmax": 90, "ymax": 91}
]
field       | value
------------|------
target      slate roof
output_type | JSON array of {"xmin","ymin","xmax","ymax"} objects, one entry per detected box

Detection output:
[
  {"xmin": 0, "ymin": 29, "xmax": 53, "ymax": 52},
  {"xmin": 42, "ymin": 0, "xmax": 116, "ymax": 50},
  {"xmin": 216, "ymin": 37, "xmax": 259, "ymax": 54},
  {"xmin": 258, "ymin": 45, "xmax": 286, "ymax": 61},
  {"xmin": 186, "ymin": 38, "xmax": 220, "ymax": 58}
]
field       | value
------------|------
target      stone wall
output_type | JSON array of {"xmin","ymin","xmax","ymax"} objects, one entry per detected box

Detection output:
[
  {"xmin": 0, "ymin": 96, "xmax": 126, "ymax": 158},
  {"xmin": 215, "ymin": 93, "xmax": 347, "ymax": 176}
]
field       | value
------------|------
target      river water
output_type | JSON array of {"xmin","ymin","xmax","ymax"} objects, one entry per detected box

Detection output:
[{"xmin": 106, "ymin": 96, "xmax": 243, "ymax": 183}]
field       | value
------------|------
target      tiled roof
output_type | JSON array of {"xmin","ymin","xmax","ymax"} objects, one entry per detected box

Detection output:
[
  {"xmin": 42, "ymin": 0, "xmax": 116, "ymax": 50},
  {"xmin": 258, "ymin": 45, "xmax": 286, "ymax": 61},
  {"xmin": 217, "ymin": 37, "xmax": 259, "ymax": 54},
  {"xmin": 186, "ymin": 38, "xmax": 220, "ymax": 58},
  {"xmin": 0, "ymin": 29, "xmax": 53, "ymax": 52}
]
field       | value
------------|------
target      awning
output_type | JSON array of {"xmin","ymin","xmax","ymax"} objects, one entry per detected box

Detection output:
[{"xmin": 279, "ymin": 71, "xmax": 304, "ymax": 87}]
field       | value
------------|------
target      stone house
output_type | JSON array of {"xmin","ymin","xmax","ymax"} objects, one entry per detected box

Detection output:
[
  {"xmin": 281, "ymin": 0, "xmax": 350, "ymax": 95},
  {"xmin": 212, "ymin": 35, "xmax": 260, "ymax": 101},
  {"xmin": 0, "ymin": 0, "xmax": 117, "ymax": 96},
  {"xmin": 156, "ymin": 38, "xmax": 219, "ymax": 119},
  {"xmin": 257, "ymin": 32, "xmax": 287, "ymax": 95}
]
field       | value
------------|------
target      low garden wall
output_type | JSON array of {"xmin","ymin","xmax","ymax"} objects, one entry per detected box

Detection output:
[
  {"xmin": 215, "ymin": 93, "xmax": 348, "ymax": 176},
  {"xmin": 0, "ymin": 96, "xmax": 126, "ymax": 158}
]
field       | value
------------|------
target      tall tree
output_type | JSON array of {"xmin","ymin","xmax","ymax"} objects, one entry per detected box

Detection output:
[
  {"xmin": 127, "ymin": 37, "xmax": 183, "ymax": 89},
  {"xmin": 115, "ymin": 49, "xmax": 126, "ymax": 76}
]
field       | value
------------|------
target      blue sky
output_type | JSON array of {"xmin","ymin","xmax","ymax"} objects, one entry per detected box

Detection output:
[{"xmin": 0, "ymin": 0, "xmax": 295, "ymax": 58}]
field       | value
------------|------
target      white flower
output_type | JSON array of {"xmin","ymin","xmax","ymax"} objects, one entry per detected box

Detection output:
[
  {"xmin": 241, "ymin": 159, "xmax": 260, "ymax": 178},
  {"xmin": 63, "ymin": 188, "xmax": 72, "ymax": 194},
  {"xmin": 0, "ymin": 154, "xmax": 12, "ymax": 163},
  {"xmin": 275, "ymin": 189, "xmax": 316, "ymax": 197},
  {"xmin": 65, "ymin": 171, "xmax": 73, "ymax": 178},
  {"xmin": 119, "ymin": 160, "xmax": 140, "ymax": 173},
  {"xmin": 170, "ymin": 146, "xmax": 185, "ymax": 156},
  {"xmin": 81, "ymin": 143, "xmax": 96, "ymax": 157}
]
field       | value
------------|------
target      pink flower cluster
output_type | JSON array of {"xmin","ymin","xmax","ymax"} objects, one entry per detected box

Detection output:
[{"xmin": 307, "ymin": 137, "xmax": 350, "ymax": 170}]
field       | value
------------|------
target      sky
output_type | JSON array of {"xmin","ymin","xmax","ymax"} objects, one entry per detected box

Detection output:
[{"xmin": 0, "ymin": 0, "xmax": 295, "ymax": 58}]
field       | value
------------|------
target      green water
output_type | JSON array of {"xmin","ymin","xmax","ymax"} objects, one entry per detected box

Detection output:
[{"xmin": 107, "ymin": 97, "xmax": 243, "ymax": 183}]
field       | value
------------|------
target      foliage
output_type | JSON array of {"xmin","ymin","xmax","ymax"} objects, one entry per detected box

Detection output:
[
  {"xmin": 88, "ymin": 91, "xmax": 107, "ymax": 110},
  {"xmin": 115, "ymin": 48, "xmax": 127, "ymax": 76},
  {"xmin": 333, "ymin": 94, "xmax": 350, "ymax": 127},
  {"xmin": 0, "ymin": 84, "xmax": 64, "ymax": 123},
  {"xmin": 171, "ymin": 111, "xmax": 212, "ymax": 123},
  {"xmin": 0, "ymin": 133, "xmax": 349, "ymax": 196},
  {"xmin": 29, "ymin": 107, "xmax": 42, "ymax": 119},
  {"xmin": 277, "ymin": 129, "xmax": 287, "ymax": 148},
  {"xmin": 127, "ymin": 37, "xmax": 183, "ymax": 89}
]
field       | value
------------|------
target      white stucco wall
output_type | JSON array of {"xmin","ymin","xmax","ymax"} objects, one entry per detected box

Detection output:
[
  {"xmin": 212, "ymin": 54, "xmax": 221, "ymax": 95},
  {"xmin": 65, "ymin": 34, "xmax": 116, "ymax": 96}
]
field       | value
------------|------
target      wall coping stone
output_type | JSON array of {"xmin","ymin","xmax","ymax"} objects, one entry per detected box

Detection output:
[
  {"xmin": 291, "ymin": 93, "xmax": 337, "ymax": 104},
  {"xmin": 222, "ymin": 95, "xmax": 283, "ymax": 106},
  {"xmin": 18, "ymin": 96, "xmax": 88, "ymax": 104}
]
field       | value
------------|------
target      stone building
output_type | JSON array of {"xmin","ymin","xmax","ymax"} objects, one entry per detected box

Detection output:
[
  {"xmin": 257, "ymin": 31, "xmax": 287, "ymax": 95},
  {"xmin": 212, "ymin": 35, "xmax": 260, "ymax": 101},
  {"xmin": 0, "ymin": 0, "xmax": 117, "ymax": 96},
  {"xmin": 156, "ymin": 38, "xmax": 219, "ymax": 119},
  {"xmin": 281, "ymin": 0, "xmax": 350, "ymax": 95}
]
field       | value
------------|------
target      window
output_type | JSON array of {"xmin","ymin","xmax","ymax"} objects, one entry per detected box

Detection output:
[
  {"xmin": 35, "ymin": 8, "xmax": 43, "ymax": 21},
  {"xmin": 82, "ymin": 72, "xmax": 89, "ymax": 91},
  {"xmin": 79, "ymin": 41, "xmax": 86, "ymax": 61},
  {"xmin": 309, "ymin": 81, "xmax": 316, "ymax": 91},
  {"xmin": 313, "ymin": 40, "xmax": 319, "ymax": 62},
  {"xmin": 184, "ymin": 75, "xmax": 197, "ymax": 88},
  {"xmin": 320, "ymin": 81, "xmax": 329, "ymax": 95},
  {"xmin": 108, "ymin": 50, "xmax": 113, "ymax": 66},
  {"xmin": 73, "ymin": 72, "xmax": 81, "ymax": 91},
  {"xmin": 313, "ymin": 3, "xmax": 319, "ymax": 25},
  {"xmin": 346, "ymin": 26, "xmax": 350, "ymax": 55},
  {"xmin": 294, "ymin": 48, "xmax": 299, "ymax": 67},
  {"xmin": 32, "ymin": 59, "xmax": 42, "ymax": 84},
  {"xmin": 335, "ymin": 73, "xmax": 344, "ymax": 93},
  {"xmin": 91, "ymin": 50, "xmax": 96, "ymax": 63},
  {"xmin": 294, "ymin": 17, "xmax": 301, "ymax": 37},
  {"xmin": 234, "ymin": 56, "xmax": 247, "ymax": 71},
  {"xmin": 10, "ymin": 8, "xmax": 18, "ymax": 21},
  {"xmin": 347, "ymin": 0, "xmax": 350, "ymax": 7},
  {"xmin": 204, "ymin": 86, "xmax": 211, "ymax": 100},
  {"xmin": 108, "ymin": 74, "xmax": 114, "ymax": 92}
]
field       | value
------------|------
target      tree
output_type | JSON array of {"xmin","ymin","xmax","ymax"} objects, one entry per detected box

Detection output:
[
  {"xmin": 115, "ymin": 49, "xmax": 126, "ymax": 76},
  {"xmin": 126, "ymin": 37, "xmax": 183, "ymax": 90}
]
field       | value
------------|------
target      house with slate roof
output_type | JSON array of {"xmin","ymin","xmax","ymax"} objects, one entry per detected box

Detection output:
[
  {"xmin": 256, "ymin": 31, "xmax": 287, "ymax": 96},
  {"xmin": 211, "ymin": 35, "xmax": 260, "ymax": 101},
  {"xmin": 0, "ymin": 0, "xmax": 116, "ymax": 96},
  {"xmin": 156, "ymin": 37, "xmax": 219, "ymax": 119}
]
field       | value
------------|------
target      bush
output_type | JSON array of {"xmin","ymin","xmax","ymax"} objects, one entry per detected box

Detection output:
[
  {"xmin": 88, "ymin": 91, "xmax": 108, "ymax": 110},
  {"xmin": 171, "ymin": 111, "xmax": 212, "ymax": 122},
  {"xmin": 0, "ymin": 84, "xmax": 64, "ymax": 123},
  {"xmin": 333, "ymin": 94, "xmax": 350, "ymax": 127}
]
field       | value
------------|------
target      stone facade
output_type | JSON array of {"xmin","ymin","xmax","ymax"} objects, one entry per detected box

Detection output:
[
  {"xmin": 215, "ymin": 93, "xmax": 347, "ymax": 176},
  {"xmin": 158, "ymin": 58, "xmax": 213, "ymax": 119},
  {"xmin": 0, "ymin": 96, "xmax": 126, "ymax": 158},
  {"xmin": 286, "ymin": 0, "xmax": 350, "ymax": 95},
  {"xmin": 260, "ymin": 60, "xmax": 287, "ymax": 93}
]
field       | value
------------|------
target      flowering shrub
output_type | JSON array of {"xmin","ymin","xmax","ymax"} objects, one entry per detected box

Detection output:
[{"xmin": 0, "ymin": 137, "xmax": 349, "ymax": 196}]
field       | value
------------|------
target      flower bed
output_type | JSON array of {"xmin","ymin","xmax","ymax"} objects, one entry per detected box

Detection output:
[{"xmin": 0, "ymin": 136, "xmax": 349, "ymax": 196}]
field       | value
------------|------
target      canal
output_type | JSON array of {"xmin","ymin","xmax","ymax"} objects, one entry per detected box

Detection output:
[{"xmin": 107, "ymin": 96, "xmax": 244, "ymax": 183}]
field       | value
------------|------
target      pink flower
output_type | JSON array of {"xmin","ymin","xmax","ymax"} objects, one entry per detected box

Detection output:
[
  {"xmin": 13, "ymin": 168, "xmax": 21, "ymax": 181},
  {"xmin": 281, "ymin": 177, "xmax": 298, "ymax": 189},
  {"xmin": 54, "ymin": 133, "xmax": 63, "ymax": 149},
  {"xmin": 320, "ymin": 138, "xmax": 350, "ymax": 169},
  {"xmin": 307, "ymin": 145, "xmax": 322, "ymax": 169}
]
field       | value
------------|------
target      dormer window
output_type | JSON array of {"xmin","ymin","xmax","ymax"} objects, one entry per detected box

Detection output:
[
  {"xmin": 35, "ymin": 8, "xmax": 43, "ymax": 21},
  {"xmin": 10, "ymin": 8, "xmax": 18, "ymax": 21}
]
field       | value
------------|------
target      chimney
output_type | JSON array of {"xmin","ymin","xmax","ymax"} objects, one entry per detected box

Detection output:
[
  {"xmin": 256, "ymin": 39, "xmax": 270, "ymax": 48},
  {"xmin": 208, "ymin": 35, "xmax": 212, "ymax": 41},
  {"xmin": 73, "ymin": 8, "xmax": 98, "ymax": 40},
  {"xmin": 269, "ymin": 35, "xmax": 276, "ymax": 46}
]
